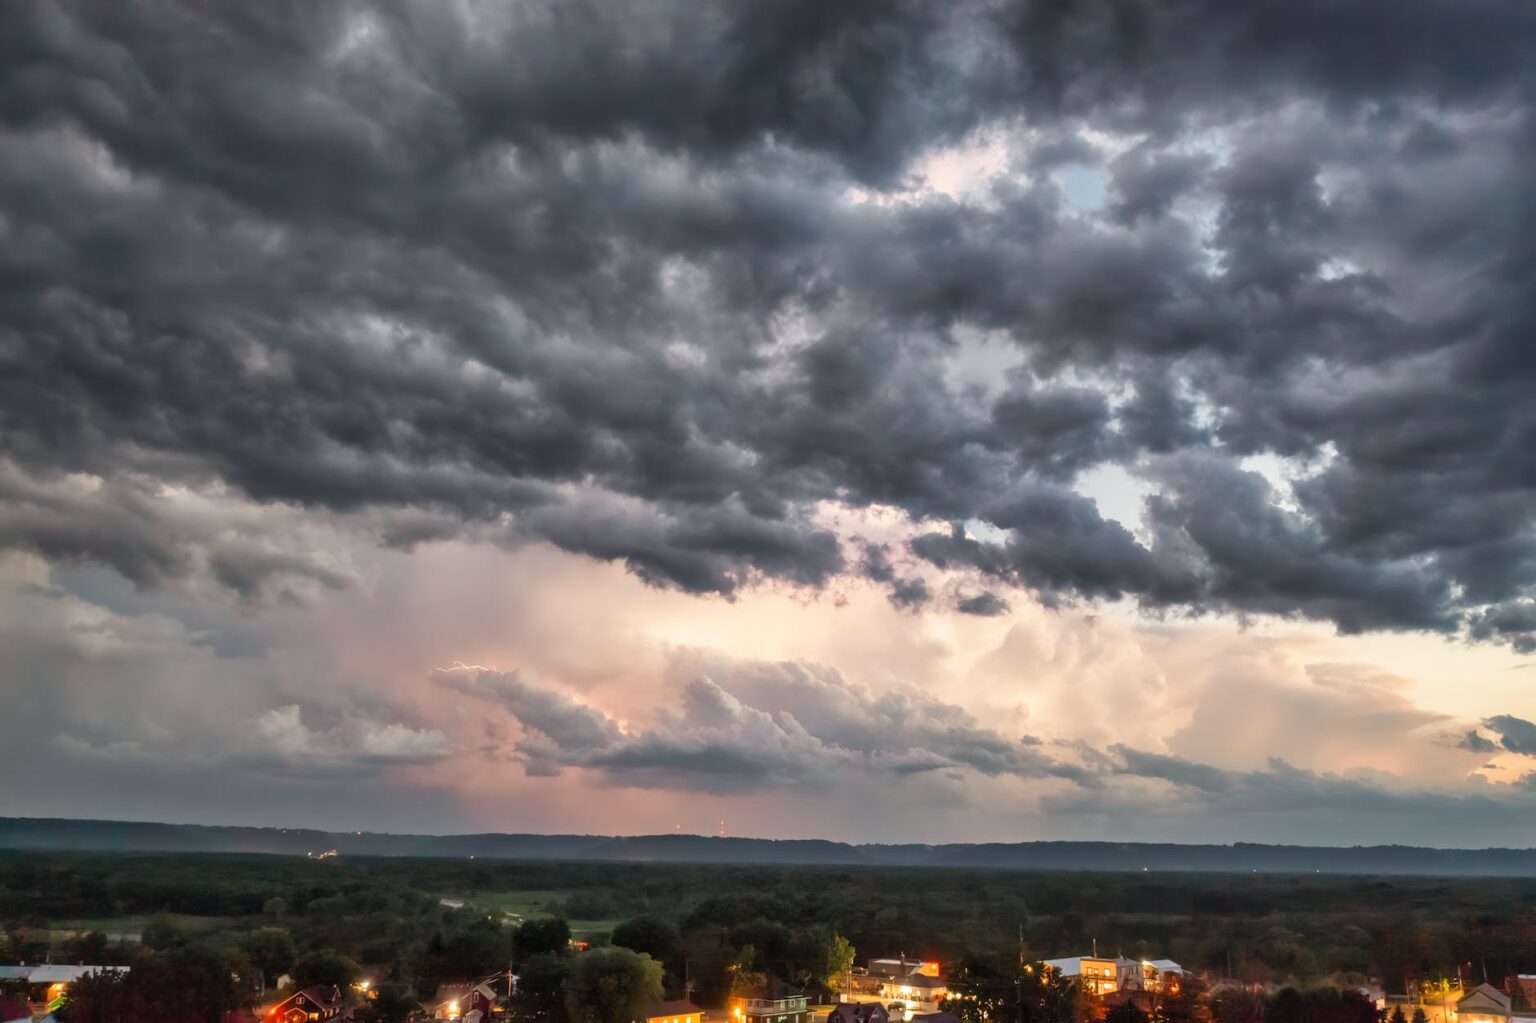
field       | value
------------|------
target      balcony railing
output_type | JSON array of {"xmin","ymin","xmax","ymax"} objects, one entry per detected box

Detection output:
[{"xmin": 737, "ymin": 999, "xmax": 808, "ymax": 1012}]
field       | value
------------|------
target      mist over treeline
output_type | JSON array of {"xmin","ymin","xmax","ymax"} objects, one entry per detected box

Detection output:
[{"xmin": 7, "ymin": 818, "xmax": 1536, "ymax": 876}]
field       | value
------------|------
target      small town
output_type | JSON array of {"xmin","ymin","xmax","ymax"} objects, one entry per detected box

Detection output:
[{"xmin": 4, "ymin": 928, "xmax": 1535, "ymax": 1023}]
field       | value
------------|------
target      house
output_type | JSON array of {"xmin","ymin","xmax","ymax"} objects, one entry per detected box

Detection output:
[
  {"xmin": 1115, "ymin": 959, "xmax": 1183, "ymax": 994},
  {"xmin": 434, "ymin": 978, "xmax": 498, "ymax": 1021},
  {"xmin": 0, "ymin": 963, "xmax": 130, "ymax": 1015},
  {"xmin": 830, "ymin": 1002, "xmax": 890, "ymax": 1023},
  {"xmin": 640, "ymin": 999, "xmax": 705, "ymax": 1023},
  {"xmin": 0, "ymin": 994, "xmax": 31, "ymax": 1023},
  {"xmin": 1041, "ymin": 956, "xmax": 1182, "ymax": 999},
  {"xmin": 268, "ymin": 984, "xmax": 344, "ymax": 1023},
  {"xmin": 1458, "ymin": 984, "xmax": 1513, "ymax": 1023},
  {"xmin": 729, "ymin": 979, "xmax": 812, "ymax": 1023},
  {"xmin": 1042, "ymin": 956, "xmax": 1121, "ymax": 996},
  {"xmin": 434, "ymin": 973, "xmax": 515, "ymax": 1021},
  {"xmin": 882, "ymin": 972, "xmax": 949, "ymax": 1009},
  {"xmin": 869, "ymin": 960, "xmax": 937, "ymax": 981},
  {"xmin": 867, "ymin": 957, "xmax": 945, "ymax": 1011}
]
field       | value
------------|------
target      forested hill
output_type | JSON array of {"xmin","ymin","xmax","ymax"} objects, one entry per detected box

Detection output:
[{"xmin": 3, "ymin": 817, "xmax": 1535, "ymax": 875}]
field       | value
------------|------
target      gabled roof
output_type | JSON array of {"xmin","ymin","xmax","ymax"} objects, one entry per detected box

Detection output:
[
  {"xmin": 437, "ymin": 981, "xmax": 475, "ymax": 1002},
  {"xmin": 277, "ymin": 984, "xmax": 341, "ymax": 1011},
  {"xmin": 830, "ymin": 1002, "xmax": 888, "ymax": 1023},
  {"xmin": 438, "ymin": 974, "xmax": 507, "ymax": 1005},
  {"xmin": 0, "ymin": 963, "xmax": 127, "ymax": 983},
  {"xmin": 31, "ymin": 964, "xmax": 116, "ymax": 983},
  {"xmin": 869, "ymin": 959, "xmax": 925, "ymax": 978},
  {"xmin": 1459, "ymin": 984, "xmax": 1511, "ymax": 1012},
  {"xmin": 1041, "ymin": 956, "xmax": 1112, "ymax": 977},
  {"xmin": 643, "ymin": 999, "xmax": 703, "ymax": 1019}
]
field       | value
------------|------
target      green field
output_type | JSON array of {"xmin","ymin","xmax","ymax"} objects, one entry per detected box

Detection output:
[
  {"xmin": 437, "ymin": 890, "xmax": 622, "ymax": 938},
  {"xmin": 48, "ymin": 913, "xmax": 230, "ymax": 943}
]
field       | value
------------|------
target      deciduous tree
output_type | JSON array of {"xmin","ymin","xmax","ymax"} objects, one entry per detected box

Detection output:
[{"xmin": 564, "ymin": 947, "xmax": 665, "ymax": 1023}]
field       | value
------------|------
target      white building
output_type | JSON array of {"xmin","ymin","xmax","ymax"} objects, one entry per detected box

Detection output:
[{"xmin": 1040, "ymin": 956, "xmax": 1183, "ymax": 997}]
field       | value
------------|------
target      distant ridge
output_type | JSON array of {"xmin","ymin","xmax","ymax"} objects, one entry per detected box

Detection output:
[{"xmin": 2, "ymin": 817, "xmax": 1534, "ymax": 876}]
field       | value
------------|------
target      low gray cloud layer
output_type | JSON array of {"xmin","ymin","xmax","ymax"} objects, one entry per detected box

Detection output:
[{"xmin": 3, "ymin": 1, "xmax": 1535, "ymax": 648}]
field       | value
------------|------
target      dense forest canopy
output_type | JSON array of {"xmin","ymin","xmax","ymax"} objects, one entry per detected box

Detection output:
[{"xmin": 3, "ymin": 852, "xmax": 1535, "ymax": 1018}]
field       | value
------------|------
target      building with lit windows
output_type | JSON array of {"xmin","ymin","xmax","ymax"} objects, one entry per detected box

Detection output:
[
  {"xmin": 1040, "ymin": 956, "xmax": 1183, "ymax": 998},
  {"xmin": 0, "ymin": 963, "xmax": 130, "ymax": 1017},
  {"xmin": 881, "ymin": 972, "xmax": 949, "ymax": 1011},
  {"xmin": 432, "ymin": 974, "xmax": 512, "ymax": 1021},
  {"xmin": 1041, "ymin": 956, "xmax": 1121, "ymax": 996},
  {"xmin": 267, "ymin": 984, "xmax": 343, "ymax": 1023},
  {"xmin": 729, "ymin": 979, "xmax": 811, "ymax": 1023}
]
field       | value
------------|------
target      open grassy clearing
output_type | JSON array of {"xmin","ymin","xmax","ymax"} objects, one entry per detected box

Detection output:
[{"xmin": 437, "ymin": 890, "xmax": 623, "ymax": 937}]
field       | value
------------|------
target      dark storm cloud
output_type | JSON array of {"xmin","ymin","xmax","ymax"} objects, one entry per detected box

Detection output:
[
  {"xmin": 0, "ymin": 462, "xmax": 355, "ymax": 600},
  {"xmin": 1484, "ymin": 714, "xmax": 1536, "ymax": 757},
  {"xmin": 1112, "ymin": 746, "xmax": 1234, "ymax": 793},
  {"xmin": 858, "ymin": 542, "xmax": 929, "ymax": 610},
  {"xmin": 956, "ymin": 592, "xmax": 1011, "ymax": 617},
  {"xmin": 1457, "ymin": 730, "xmax": 1498, "ymax": 756},
  {"xmin": 3, "ymin": 0, "xmax": 1535, "ymax": 642},
  {"xmin": 1105, "ymin": 148, "xmax": 1211, "ymax": 226},
  {"xmin": 1469, "ymin": 604, "xmax": 1536, "ymax": 655}
]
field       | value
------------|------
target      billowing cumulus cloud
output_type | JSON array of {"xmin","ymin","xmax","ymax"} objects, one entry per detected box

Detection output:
[
  {"xmin": 434, "ymin": 663, "xmax": 1081, "ymax": 793},
  {"xmin": 2, "ymin": 0, "xmax": 1535, "ymax": 842},
  {"xmin": 247, "ymin": 704, "xmax": 452, "ymax": 775},
  {"xmin": 425, "ymin": 658, "xmax": 1536, "ymax": 833}
]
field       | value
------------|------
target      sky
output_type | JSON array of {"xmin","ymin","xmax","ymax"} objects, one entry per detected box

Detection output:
[{"xmin": 3, "ymin": 0, "xmax": 1536, "ymax": 848}]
